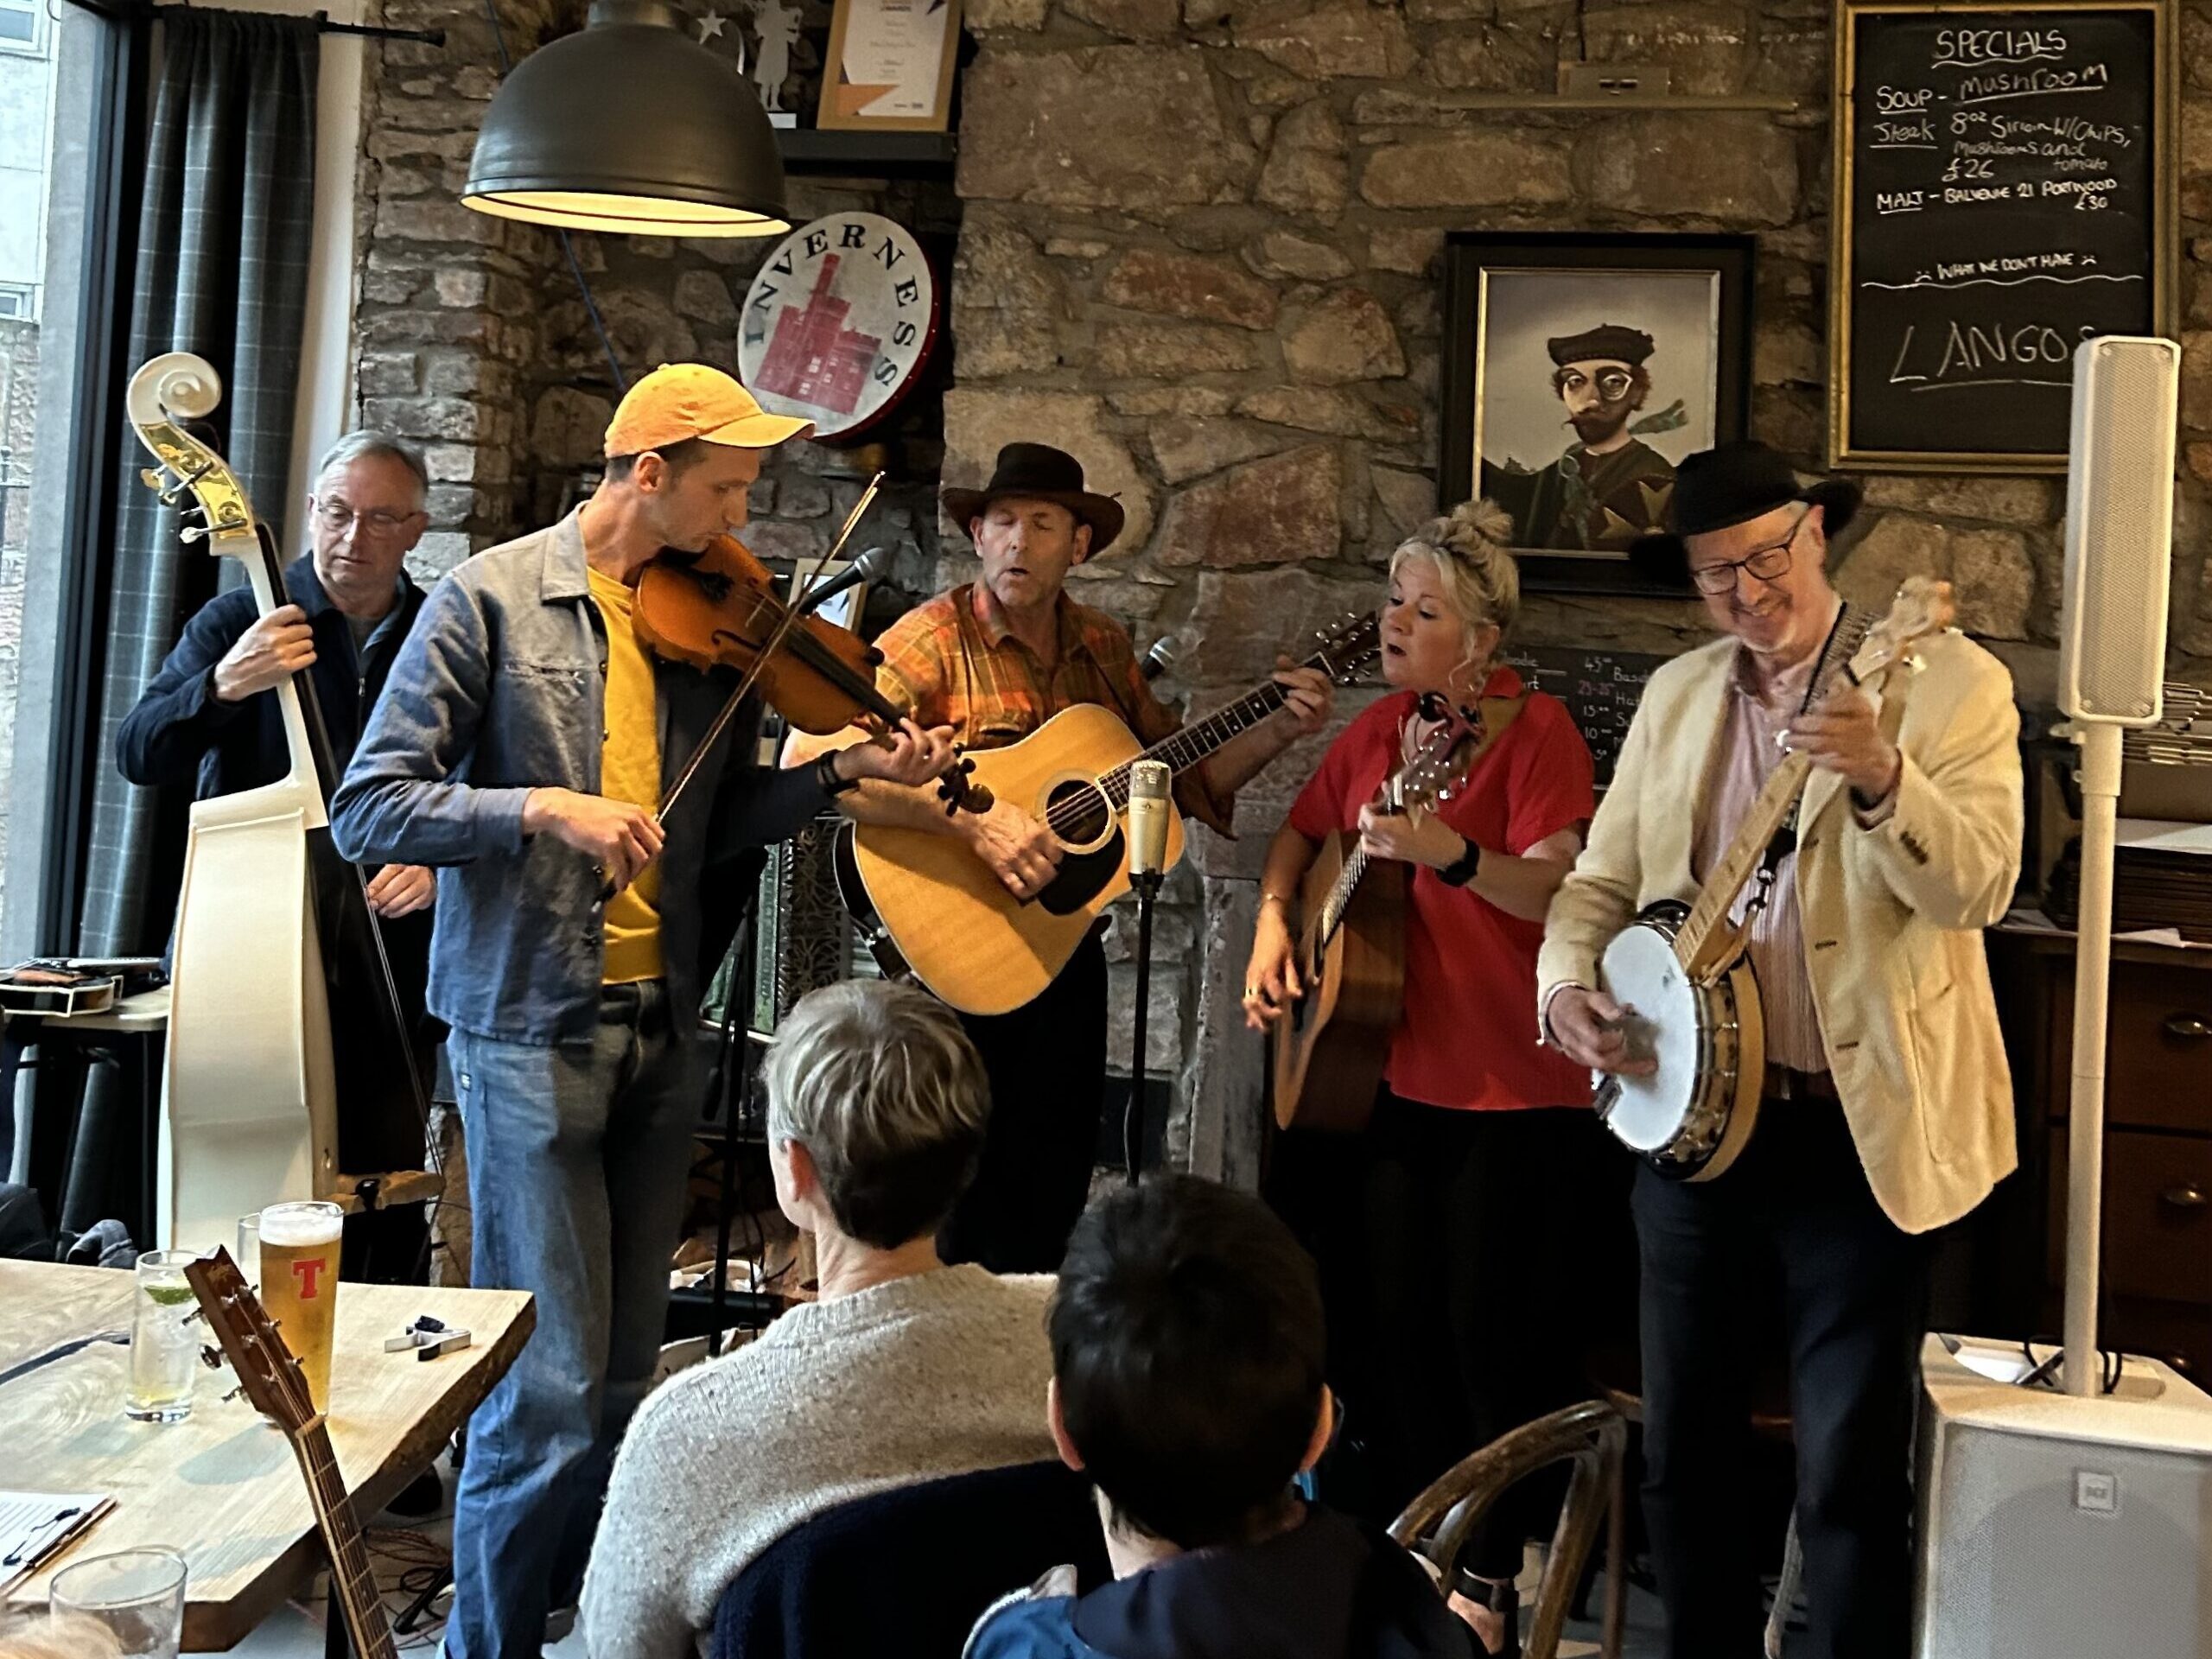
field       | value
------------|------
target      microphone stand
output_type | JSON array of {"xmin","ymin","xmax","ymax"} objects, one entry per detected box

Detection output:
[{"xmin": 1124, "ymin": 867, "xmax": 1163, "ymax": 1185}]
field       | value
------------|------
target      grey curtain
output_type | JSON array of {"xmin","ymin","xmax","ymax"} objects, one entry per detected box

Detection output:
[{"xmin": 79, "ymin": 7, "xmax": 317, "ymax": 954}]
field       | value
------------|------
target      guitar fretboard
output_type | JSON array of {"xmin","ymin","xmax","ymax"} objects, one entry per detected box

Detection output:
[
  {"xmin": 298, "ymin": 1427, "xmax": 399, "ymax": 1659},
  {"xmin": 1097, "ymin": 677, "xmax": 1300, "ymax": 808}
]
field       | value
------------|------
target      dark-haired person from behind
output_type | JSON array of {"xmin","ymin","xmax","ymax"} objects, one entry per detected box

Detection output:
[{"xmin": 968, "ymin": 1175, "xmax": 1476, "ymax": 1659}]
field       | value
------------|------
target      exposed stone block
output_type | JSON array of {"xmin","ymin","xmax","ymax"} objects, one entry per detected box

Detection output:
[
  {"xmin": 1359, "ymin": 130, "xmax": 1573, "ymax": 208},
  {"xmin": 1236, "ymin": 1, "xmax": 1417, "ymax": 78},
  {"xmin": 957, "ymin": 48, "xmax": 1258, "ymax": 208},
  {"xmin": 1281, "ymin": 287, "xmax": 1406, "ymax": 384},
  {"xmin": 1095, "ymin": 320, "xmax": 1264, "ymax": 377},
  {"xmin": 1573, "ymin": 114, "xmax": 1798, "ymax": 225},
  {"xmin": 1150, "ymin": 417, "xmax": 1294, "ymax": 485},
  {"xmin": 1103, "ymin": 248, "xmax": 1281, "ymax": 328}
]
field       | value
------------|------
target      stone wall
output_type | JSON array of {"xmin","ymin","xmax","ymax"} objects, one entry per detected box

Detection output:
[
  {"xmin": 938, "ymin": 2, "xmax": 2212, "ymax": 1180},
  {"xmin": 346, "ymin": 0, "xmax": 2212, "ymax": 1187}
]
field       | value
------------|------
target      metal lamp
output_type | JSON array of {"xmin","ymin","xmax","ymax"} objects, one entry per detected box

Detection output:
[{"xmin": 464, "ymin": 0, "xmax": 791, "ymax": 238}]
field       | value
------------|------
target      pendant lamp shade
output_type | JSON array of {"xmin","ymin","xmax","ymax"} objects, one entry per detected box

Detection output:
[{"xmin": 464, "ymin": 0, "xmax": 790, "ymax": 238}]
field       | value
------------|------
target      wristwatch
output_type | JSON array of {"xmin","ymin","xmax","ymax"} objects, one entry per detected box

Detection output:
[
  {"xmin": 815, "ymin": 752, "xmax": 860, "ymax": 797},
  {"xmin": 1437, "ymin": 836, "xmax": 1481, "ymax": 888}
]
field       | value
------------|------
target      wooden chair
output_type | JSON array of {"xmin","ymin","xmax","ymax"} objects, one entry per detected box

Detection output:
[{"xmin": 1389, "ymin": 1400, "xmax": 1627, "ymax": 1659}]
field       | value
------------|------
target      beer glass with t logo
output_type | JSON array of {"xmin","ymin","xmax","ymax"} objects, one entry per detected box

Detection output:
[{"xmin": 257, "ymin": 1200, "xmax": 345, "ymax": 1411}]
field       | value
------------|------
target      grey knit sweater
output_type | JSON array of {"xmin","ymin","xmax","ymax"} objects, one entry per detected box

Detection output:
[{"xmin": 580, "ymin": 1264, "xmax": 1059, "ymax": 1659}]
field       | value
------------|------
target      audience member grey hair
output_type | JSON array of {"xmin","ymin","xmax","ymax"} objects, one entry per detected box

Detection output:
[
  {"xmin": 313, "ymin": 429, "xmax": 429, "ymax": 505},
  {"xmin": 764, "ymin": 980, "xmax": 993, "ymax": 1249}
]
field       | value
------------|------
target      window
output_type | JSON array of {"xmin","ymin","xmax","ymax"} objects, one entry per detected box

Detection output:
[
  {"xmin": 0, "ymin": 0, "xmax": 38, "ymax": 49},
  {"xmin": 2, "ymin": 1, "xmax": 110, "ymax": 952}
]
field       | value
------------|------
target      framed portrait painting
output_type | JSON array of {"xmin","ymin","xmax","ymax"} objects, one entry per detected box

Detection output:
[{"xmin": 1440, "ymin": 232, "xmax": 1757, "ymax": 595}]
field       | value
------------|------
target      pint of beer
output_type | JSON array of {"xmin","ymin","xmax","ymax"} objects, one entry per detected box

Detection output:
[{"xmin": 258, "ymin": 1200, "xmax": 344, "ymax": 1410}]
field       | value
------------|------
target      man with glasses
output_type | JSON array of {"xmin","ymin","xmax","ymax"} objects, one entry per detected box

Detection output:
[
  {"xmin": 1538, "ymin": 441, "xmax": 2022, "ymax": 1659},
  {"xmin": 119, "ymin": 429, "xmax": 438, "ymax": 921},
  {"xmin": 1483, "ymin": 323, "xmax": 1679, "ymax": 553}
]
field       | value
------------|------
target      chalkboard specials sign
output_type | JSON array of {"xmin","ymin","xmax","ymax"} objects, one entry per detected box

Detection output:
[
  {"xmin": 1508, "ymin": 646, "xmax": 1668, "ymax": 786},
  {"xmin": 1828, "ymin": 2, "xmax": 2176, "ymax": 473}
]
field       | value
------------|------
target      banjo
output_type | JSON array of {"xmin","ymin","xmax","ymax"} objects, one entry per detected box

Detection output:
[{"xmin": 1593, "ymin": 577, "xmax": 1953, "ymax": 1181}]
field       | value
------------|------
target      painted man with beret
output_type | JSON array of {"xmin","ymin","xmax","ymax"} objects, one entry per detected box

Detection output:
[{"xmin": 1484, "ymin": 323, "xmax": 1679, "ymax": 552}]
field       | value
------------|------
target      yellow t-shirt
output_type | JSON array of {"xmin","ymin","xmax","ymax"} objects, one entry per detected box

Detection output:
[{"xmin": 587, "ymin": 565, "xmax": 664, "ymax": 986}]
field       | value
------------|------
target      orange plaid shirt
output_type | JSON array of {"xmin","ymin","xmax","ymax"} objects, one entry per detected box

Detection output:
[{"xmin": 872, "ymin": 583, "xmax": 1236, "ymax": 834}]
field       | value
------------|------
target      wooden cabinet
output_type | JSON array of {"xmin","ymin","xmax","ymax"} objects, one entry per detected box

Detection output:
[{"xmin": 1986, "ymin": 925, "xmax": 2212, "ymax": 1382}]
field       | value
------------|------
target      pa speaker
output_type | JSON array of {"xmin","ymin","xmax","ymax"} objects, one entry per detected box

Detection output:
[{"xmin": 2058, "ymin": 334, "xmax": 2179, "ymax": 728}]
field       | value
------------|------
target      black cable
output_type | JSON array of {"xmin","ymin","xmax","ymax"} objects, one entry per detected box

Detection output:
[{"xmin": 476, "ymin": 0, "xmax": 627, "ymax": 393}]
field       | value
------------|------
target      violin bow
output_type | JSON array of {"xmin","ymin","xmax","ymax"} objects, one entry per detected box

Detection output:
[{"xmin": 655, "ymin": 473, "xmax": 885, "ymax": 824}]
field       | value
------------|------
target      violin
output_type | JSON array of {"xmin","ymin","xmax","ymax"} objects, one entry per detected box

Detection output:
[{"xmin": 633, "ymin": 530, "xmax": 990, "ymax": 818}]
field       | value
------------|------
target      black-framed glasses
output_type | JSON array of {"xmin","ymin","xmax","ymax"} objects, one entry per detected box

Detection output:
[
  {"xmin": 311, "ymin": 499, "xmax": 416, "ymax": 537},
  {"xmin": 1688, "ymin": 514, "xmax": 1804, "ymax": 596}
]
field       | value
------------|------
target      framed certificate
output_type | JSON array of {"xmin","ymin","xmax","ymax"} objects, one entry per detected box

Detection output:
[{"xmin": 817, "ymin": 0, "xmax": 961, "ymax": 132}]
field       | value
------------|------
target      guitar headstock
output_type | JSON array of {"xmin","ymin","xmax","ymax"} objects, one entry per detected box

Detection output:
[
  {"xmin": 1310, "ymin": 612, "xmax": 1382, "ymax": 683},
  {"xmin": 124, "ymin": 352, "xmax": 263, "ymax": 562},
  {"xmin": 1850, "ymin": 575, "xmax": 1955, "ymax": 683},
  {"xmin": 182, "ymin": 1246, "xmax": 316, "ymax": 1436},
  {"xmin": 1386, "ymin": 718, "xmax": 1481, "ymax": 815}
]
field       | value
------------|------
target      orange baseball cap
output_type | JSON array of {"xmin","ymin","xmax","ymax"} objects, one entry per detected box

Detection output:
[{"xmin": 602, "ymin": 363, "xmax": 814, "ymax": 458}]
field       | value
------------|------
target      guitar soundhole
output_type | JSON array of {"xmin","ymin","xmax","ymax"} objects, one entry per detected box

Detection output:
[{"xmin": 1037, "ymin": 779, "xmax": 1122, "ymax": 917}]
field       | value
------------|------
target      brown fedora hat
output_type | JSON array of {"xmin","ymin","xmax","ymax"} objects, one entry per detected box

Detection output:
[{"xmin": 941, "ymin": 442, "xmax": 1126, "ymax": 556}]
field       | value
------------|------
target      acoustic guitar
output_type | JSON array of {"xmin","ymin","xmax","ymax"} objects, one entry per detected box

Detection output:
[
  {"xmin": 182, "ymin": 1247, "xmax": 398, "ymax": 1659},
  {"xmin": 837, "ymin": 614, "xmax": 1381, "ymax": 1015},
  {"xmin": 1272, "ymin": 697, "xmax": 1522, "ymax": 1134}
]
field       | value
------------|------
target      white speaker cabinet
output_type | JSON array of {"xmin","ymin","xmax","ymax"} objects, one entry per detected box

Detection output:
[{"xmin": 1916, "ymin": 1333, "xmax": 2212, "ymax": 1659}]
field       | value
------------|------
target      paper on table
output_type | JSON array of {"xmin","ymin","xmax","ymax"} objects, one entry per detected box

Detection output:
[{"xmin": 0, "ymin": 1489, "xmax": 115, "ymax": 1596}]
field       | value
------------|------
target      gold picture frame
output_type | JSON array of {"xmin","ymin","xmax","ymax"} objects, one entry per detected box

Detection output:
[
  {"xmin": 1826, "ymin": 0, "xmax": 2177, "ymax": 474},
  {"xmin": 817, "ymin": 0, "xmax": 962, "ymax": 133}
]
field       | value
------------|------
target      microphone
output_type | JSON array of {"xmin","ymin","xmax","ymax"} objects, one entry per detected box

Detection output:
[
  {"xmin": 794, "ymin": 544, "xmax": 893, "ymax": 617},
  {"xmin": 1126, "ymin": 760, "xmax": 1173, "ymax": 882},
  {"xmin": 1140, "ymin": 634, "xmax": 1181, "ymax": 682}
]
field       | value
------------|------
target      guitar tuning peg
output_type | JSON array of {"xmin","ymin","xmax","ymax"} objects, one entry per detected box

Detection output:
[
  {"xmin": 183, "ymin": 1303, "xmax": 207, "ymax": 1324},
  {"xmin": 222, "ymin": 1383, "xmax": 247, "ymax": 1404},
  {"xmin": 200, "ymin": 1344, "xmax": 225, "ymax": 1370}
]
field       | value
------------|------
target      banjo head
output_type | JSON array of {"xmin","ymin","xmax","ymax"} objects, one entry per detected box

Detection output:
[{"xmin": 1595, "ymin": 915, "xmax": 1705, "ymax": 1154}]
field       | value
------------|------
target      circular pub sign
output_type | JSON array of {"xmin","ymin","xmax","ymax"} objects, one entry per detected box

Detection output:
[{"xmin": 736, "ymin": 212, "xmax": 940, "ymax": 442}]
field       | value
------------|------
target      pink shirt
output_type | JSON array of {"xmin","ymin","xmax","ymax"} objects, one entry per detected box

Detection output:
[{"xmin": 1691, "ymin": 645, "xmax": 1828, "ymax": 1071}]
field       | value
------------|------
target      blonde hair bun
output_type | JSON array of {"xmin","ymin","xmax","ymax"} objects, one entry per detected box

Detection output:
[{"xmin": 1433, "ymin": 498, "xmax": 1515, "ymax": 558}]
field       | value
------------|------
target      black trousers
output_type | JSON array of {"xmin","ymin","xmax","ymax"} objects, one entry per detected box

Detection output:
[
  {"xmin": 1633, "ymin": 1096, "xmax": 1933, "ymax": 1659},
  {"xmin": 1289, "ymin": 1094, "xmax": 1630, "ymax": 1577},
  {"xmin": 939, "ymin": 931, "xmax": 1109, "ymax": 1274}
]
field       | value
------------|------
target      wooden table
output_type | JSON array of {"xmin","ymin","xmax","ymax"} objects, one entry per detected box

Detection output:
[{"xmin": 1, "ymin": 1260, "xmax": 532, "ymax": 1650}]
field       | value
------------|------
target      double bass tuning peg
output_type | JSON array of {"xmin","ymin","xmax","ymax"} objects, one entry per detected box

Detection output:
[
  {"xmin": 179, "ymin": 524, "xmax": 208, "ymax": 544},
  {"xmin": 139, "ymin": 467, "xmax": 166, "ymax": 493}
]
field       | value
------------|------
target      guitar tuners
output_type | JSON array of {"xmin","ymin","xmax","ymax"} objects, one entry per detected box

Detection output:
[
  {"xmin": 222, "ymin": 1383, "xmax": 247, "ymax": 1405},
  {"xmin": 200, "ymin": 1344, "xmax": 226, "ymax": 1370}
]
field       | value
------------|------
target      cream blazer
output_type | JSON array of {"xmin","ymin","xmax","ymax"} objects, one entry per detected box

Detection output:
[{"xmin": 1538, "ymin": 627, "xmax": 2024, "ymax": 1235}]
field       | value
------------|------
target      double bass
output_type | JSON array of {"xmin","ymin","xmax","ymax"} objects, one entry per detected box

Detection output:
[{"xmin": 127, "ymin": 353, "xmax": 436, "ymax": 1253}]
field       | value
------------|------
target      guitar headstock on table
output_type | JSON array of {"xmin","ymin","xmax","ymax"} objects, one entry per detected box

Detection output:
[
  {"xmin": 124, "ymin": 352, "xmax": 264, "ymax": 566},
  {"xmin": 1851, "ymin": 575, "xmax": 1955, "ymax": 683},
  {"xmin": 1309, "ymin": 613, "xmax": 1382, "ymax": 683},
  {"xmin": 182, "ymin": 1246, "xmax": 315, "ymax": 1438}
]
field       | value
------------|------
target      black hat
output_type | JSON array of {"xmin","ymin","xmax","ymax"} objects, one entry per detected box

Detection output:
[
  {"xmin": 940, "ymin": 442, "xmax": 1126, "ymax": 557},
  {"xmin": 1630, "ymin": 440, "xmax": 1861, "ymax": 587},
  {"xmin": 1548, "ymin": 325, "xmax": 1655, "ymax": 368}
]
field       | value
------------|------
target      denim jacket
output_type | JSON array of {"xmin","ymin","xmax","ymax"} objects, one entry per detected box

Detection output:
[{"xmin": 329, "ymin": 510, "xmax": 830, "ymax": 1044}]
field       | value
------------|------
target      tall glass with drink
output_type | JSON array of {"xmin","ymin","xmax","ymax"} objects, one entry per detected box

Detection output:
[
  {"xmin": 126, "ymin": 1251, "xmax": 203, "ymax": 1423},
  {"xmin": 256, "ymin": 1200, "xmax": 344, "ymax": 1411}
]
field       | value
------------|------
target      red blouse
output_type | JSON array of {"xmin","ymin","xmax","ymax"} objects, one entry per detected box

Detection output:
[{"xmin": 1287, "ymin": 670, "xmax": 1596, "ymax": 1113}]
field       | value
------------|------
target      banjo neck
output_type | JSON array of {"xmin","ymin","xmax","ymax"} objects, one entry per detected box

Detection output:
[{"xmin": 1673, "ymin": 745, "xmax": 1815, "ymax": 982}]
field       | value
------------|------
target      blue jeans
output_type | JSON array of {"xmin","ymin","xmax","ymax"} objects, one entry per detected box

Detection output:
[{"xmin": 444, "ymin": 980, "xmax": 697, "ymax": 1659}]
